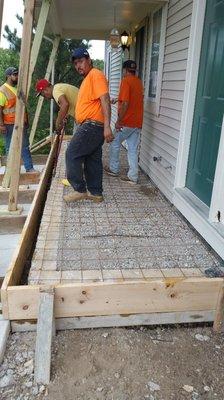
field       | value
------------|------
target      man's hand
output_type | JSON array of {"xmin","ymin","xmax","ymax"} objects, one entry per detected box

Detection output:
[
  {"xmin": 0, "ymin": 124, "xmax": 6, "ymax": 133},
  {"xmin": 111, "ymin": 98, "xmax": 118, "ymax": 105},
  {"xmin": 55, "ymin": 117, "xmax": 67, "ymax": 134},
  {"xmin": 104, "ymin": 126, "xmax": 114, "ymax": 143},
  {"xmin": 115, "ymin": 120, "xmax": 123, "ymax": 131}
]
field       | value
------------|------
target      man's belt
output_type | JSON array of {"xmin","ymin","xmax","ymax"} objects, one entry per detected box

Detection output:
[{"xmin": 82, "ymin": 119, "xmax": 104, "ymax": 127}]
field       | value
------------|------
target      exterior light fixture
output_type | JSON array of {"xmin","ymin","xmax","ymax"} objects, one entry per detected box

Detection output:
[{"xmin": 121, "ymin": 30, "xmax": 130, "ymax": 51}]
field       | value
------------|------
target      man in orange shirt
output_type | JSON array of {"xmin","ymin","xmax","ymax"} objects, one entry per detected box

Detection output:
[
  {"xmin": 105, "ymin": 60, "xmax": 144, "ymax": 184},
  {"xmin": 64, "ymin": 48, "xmax": 113, "ymax": 203}
]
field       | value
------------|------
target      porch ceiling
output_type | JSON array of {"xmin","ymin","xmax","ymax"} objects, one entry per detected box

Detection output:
[{"xmin": 34, "ymin": 0, "xmax": 166, "ymax": 40}]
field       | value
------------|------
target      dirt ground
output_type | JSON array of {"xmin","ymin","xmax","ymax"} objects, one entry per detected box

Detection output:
[{"xmin": 0, "ymin": 324, "xmax": 224, "ymax": 400}]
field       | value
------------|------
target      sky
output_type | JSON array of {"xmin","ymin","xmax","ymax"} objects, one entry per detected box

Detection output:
[{"xmin": 0, "ymin": 0, "xmax": 105, "ymax": 59}]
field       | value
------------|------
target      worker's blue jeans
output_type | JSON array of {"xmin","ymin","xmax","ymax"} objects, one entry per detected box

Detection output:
[
  {"xmin": 109, "ymin": 127, "xmax": 141, "ymax": 182},
  {"xmin": 4, "ymin": 124, "xmax": 34, "ymax": 172},
  {"xmin": 66, "ymin": 122, "xmax": 104, "ymax": 195}
]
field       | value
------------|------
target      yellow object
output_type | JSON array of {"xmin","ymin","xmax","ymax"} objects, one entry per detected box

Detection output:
[
  {"xmin": 53, "ymin": 84, "xmax": 79, "ymax": 117},
  {"xmin": 0, "ymin": 83, "xmax": 17, "ymax": 105},
  {"xmin": 61, "ymin": 178, "xmax": 71, "ymax": 187}
]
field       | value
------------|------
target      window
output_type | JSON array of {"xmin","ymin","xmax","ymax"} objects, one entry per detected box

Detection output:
[
  {"xmin": 148, "ymin": 8, "xmax": 162, "ymax": 99},
  {"xmin": 146, "ymin": 4, "xmax": 168, "ymax": 115},
  {"xmin": 135, "ymin": 25, "xmax": 146, "ymax": 81}
]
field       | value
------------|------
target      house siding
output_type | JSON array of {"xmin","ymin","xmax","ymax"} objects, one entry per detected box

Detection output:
[
  {"xmin": 105, "ymin": 43, "xmax": 122, "ymax": 129},
  {"xmin": 139, "ymin": 0, "xmax": 193, "ymax": 202}
]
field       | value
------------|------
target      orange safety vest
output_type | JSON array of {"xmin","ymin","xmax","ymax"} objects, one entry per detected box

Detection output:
[{"xmin": 0, "ymin": 84, "xmax": 28, "ymax": 124}]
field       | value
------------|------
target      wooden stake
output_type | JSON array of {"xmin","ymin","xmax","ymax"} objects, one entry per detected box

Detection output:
[
  {"xmin": 7, "ymin": 0, "xmax": 35, "ymax": 211},
  {"xmin": 29, "ymin": 36, "xmax": 60, "ymax": 146},
  {"xmin": 34, "ymin": 287, "xmax": 55, "ymax": 384},
  {"xmin": 30, "ymin": 137, "xmax": 51, "ymax": 153},
  {"xmin": 27, "ymin": 0, "xmax": 52, "ymax": 97}
]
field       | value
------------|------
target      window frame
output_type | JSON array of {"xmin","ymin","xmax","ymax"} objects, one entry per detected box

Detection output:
[
  {"xmin": 146, "ymin": 3, "xmax": 168, "ymax": 116},
  {"xmin": 134, "ymin": 17, "xmax": 148, "ymax": 84}
]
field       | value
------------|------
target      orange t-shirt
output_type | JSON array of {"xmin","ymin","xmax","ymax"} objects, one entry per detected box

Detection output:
[
  {"xmin": 118, "ymin": 75, "xmax": 144, "ymax": 128},
  {"xmin": 75, "ymin": 68, "xmax": 109, "ymax": 124}
]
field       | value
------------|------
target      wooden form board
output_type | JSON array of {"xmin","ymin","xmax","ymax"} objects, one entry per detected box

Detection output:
[
  {"xmin": 0, "ymin": 172, "xmax": 40, "ymax": 185},
  {"xmin": 0, "ymin": 154, "xmax": 48, "ymax": 166},
  {"xmin": 1, "ymin": 136, "xmax": 58, "ymax": 316},
  {"xmin": 4, "ymin": 277, "xmax": 223, "ymax": 320},
  {"xmin": 11, "ymin": 311, "xmax": 215, "ymax": 332}
]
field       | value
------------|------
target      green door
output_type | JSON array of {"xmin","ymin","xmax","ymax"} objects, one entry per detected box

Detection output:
[{"xmin": 186, "ymin": 0, "xmax": 224, "ymax": 206}]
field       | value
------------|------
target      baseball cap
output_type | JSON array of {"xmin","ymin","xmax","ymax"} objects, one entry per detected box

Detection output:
[
  {"xmin": 35, "ymin": 79, "xmax": 50, "ymax": 97},
  {"xmin": 122, "ymin": 60, "xmax": 137, "ymax": 71},
  {"xmin": 71, "ymin": 48, "xmax": 90, "ymax": 61},
  {"xmin": 5, "ymin": 67, "xmax": 19, "ymax": 76}
]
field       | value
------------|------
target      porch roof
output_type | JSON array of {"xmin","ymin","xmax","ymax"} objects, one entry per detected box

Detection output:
[{"xmin": 34, "ymin": 0, "xmax": 167, "ymax": 40}]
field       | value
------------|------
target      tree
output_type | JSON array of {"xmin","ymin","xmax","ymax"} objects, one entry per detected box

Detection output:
[{"xmin": 93, "ymin": 59, "xmax": 104, "ymax": 71}]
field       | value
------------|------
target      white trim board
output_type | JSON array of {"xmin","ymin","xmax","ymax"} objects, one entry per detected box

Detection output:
[
  {"xmin": 174, "ymin": 188, "xmax": 224, "ymax": 260},
  {"xmin": 174, "ymin": 0, "xmax": 207, "ymax": 188},
  {"xmin": 209, "ymin": 116, "xmax": 224, "ymax": 223}
]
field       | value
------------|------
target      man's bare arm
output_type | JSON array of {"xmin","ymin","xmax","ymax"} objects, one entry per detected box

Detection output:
[
  {"xmin": 115, "ymin": 100, "xmax": 129, "ymax": 130},
  {"xmin": 55, "ymin": 94, "xmax": 69, "ymax": 131},
  {"xmin": 100, "ymin": 93, "xmax": 113, "ymax": 143}
]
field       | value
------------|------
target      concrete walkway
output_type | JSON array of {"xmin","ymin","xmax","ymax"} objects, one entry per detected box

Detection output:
[{"xmin": 29, "ymin": 140, "xmax": 224, "ymax": 285}]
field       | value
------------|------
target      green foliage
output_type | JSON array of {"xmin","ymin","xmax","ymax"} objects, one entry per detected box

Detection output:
[
  {"xmin": 93, "ymin": 59, "xmax": 104, "ymax": 71},
  {"xmin": 0, "ymin": 48, "xmax": 19, "ymax": 86},
  {"xmin": 0, "ymin": 135, "xmax": 4, "ymax": 156}
]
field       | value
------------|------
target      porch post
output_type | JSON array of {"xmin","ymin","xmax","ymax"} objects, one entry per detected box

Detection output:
[
  {"xmin": 29, "ymin": 36, "xmax": 60, "ymax": 147},
  {"xmin": 7, "ymin": 0, "xmax": 35, "ymax": 212}
]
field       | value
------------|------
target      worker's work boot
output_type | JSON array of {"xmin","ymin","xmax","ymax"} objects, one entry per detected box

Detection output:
[
  {"xmin": 61, "ymin": 178, "xmax": 71, "ymax": 187},
  {"xmin": 26, "ymin": 168, "xmax": 39, "ymax": 174},
  {"xmin": 120, "ymin": 175, "xmax": 137, "ymax": 185},
  {"xmin": 104, "ymin": 166, "xmax": 118, "ymax": 177},
  {"xmin": 87, "ymin": 192, "xmax": 104, "ymax": 203},
  {"xmin": 63, "ymin": 191, "xmax": 87, "ymax": 202}
]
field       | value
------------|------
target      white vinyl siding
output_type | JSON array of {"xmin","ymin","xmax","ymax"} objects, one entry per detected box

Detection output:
[
  {"xmin": 106, "ymin": 44, "xmax": 122, "ymax": 129},
  {"xmin": 139, "ymin": 0, "xmax": 193, "ymax": 201}
]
